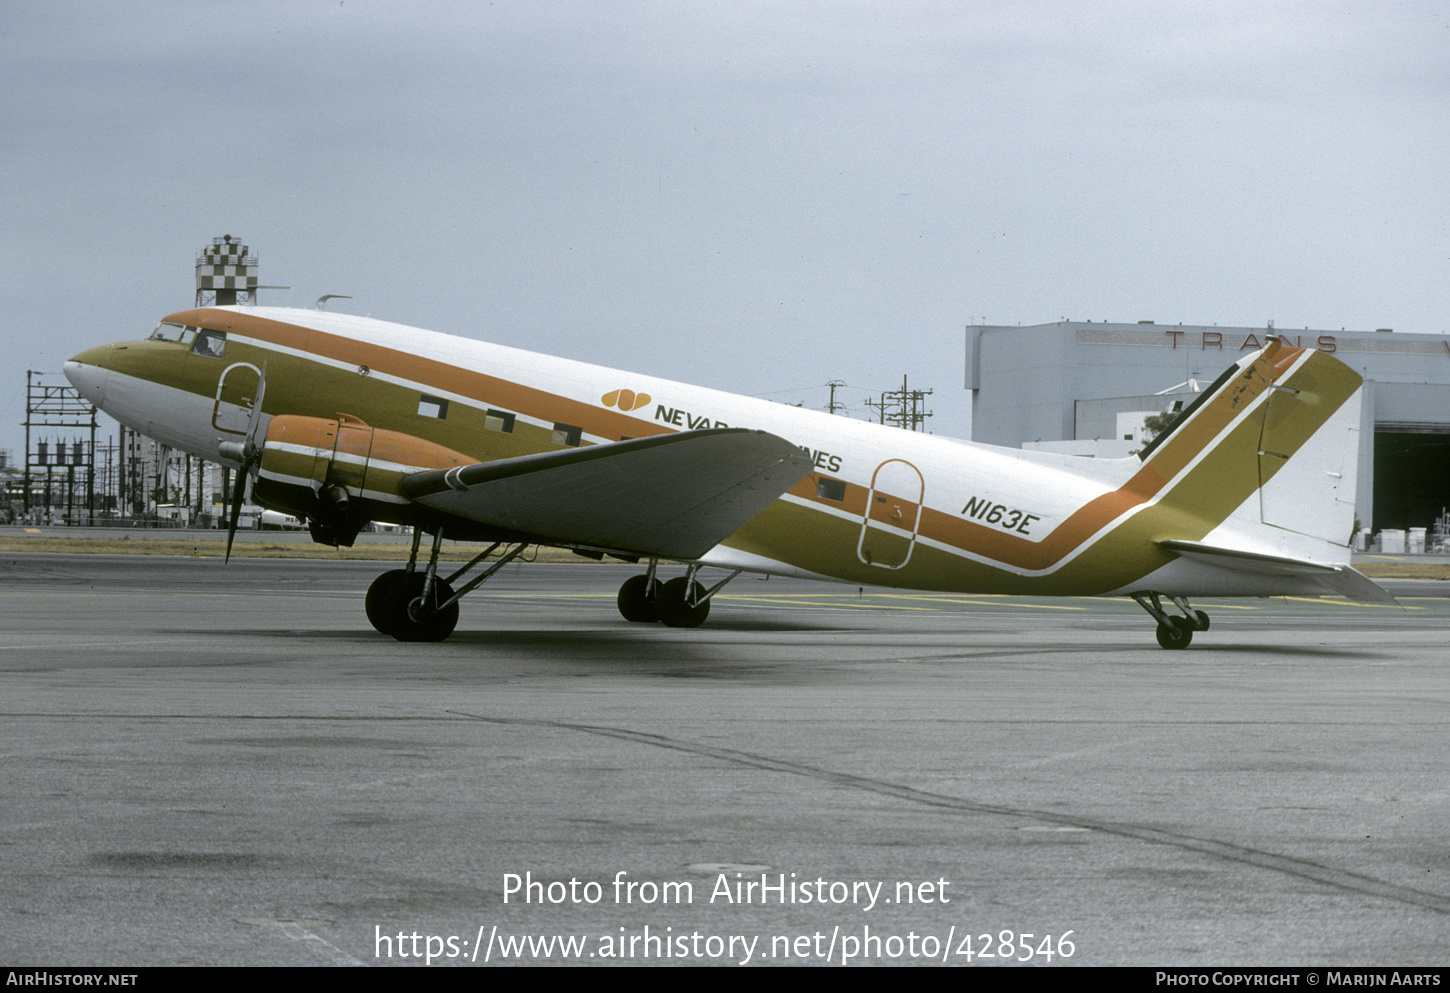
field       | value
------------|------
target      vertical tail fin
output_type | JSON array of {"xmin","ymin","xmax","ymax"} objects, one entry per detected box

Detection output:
[{"xmin": 1134, "ymin": 339, "xmax": 1388, "ymax": 601}]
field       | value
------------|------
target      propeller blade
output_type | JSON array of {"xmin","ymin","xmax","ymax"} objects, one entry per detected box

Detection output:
[
  {"xmin": 225, "ymin": 364, "xmax": 267, "ymax": 564},
  {"xmin": 244, "ymin": 364, "xmax": 267, "ymax": 454},
  {"xmin": 225, "ymin": 466, "xmax": 246, "ymax": 562}
]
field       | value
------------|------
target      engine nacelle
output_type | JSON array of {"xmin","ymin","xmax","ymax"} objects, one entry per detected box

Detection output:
[{"xmin": 251, "ymin": 414, "xmax": 472, "ymax": 546}]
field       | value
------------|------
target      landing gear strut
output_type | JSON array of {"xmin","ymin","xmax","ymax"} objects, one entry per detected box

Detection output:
[
  {"xmin": 366, "ymin": 527, "xmax": 529, "ymax": 642},
  {"xmin": 616, "ymin": 561, "xmax": 741, "ymax": 628},
  {"xmin": 1133, "ymin": 592, "xmax": 1210, "ymax": 650}
]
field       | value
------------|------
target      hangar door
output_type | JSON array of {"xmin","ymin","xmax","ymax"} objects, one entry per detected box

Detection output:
[{"xmin": 1373, "ymin": 429, "xmax": 1450, "ymax": 532}]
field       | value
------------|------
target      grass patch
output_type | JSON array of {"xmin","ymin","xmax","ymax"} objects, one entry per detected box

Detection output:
[
  {"xmin": 3, "ymin": 533, "xmax": 1443, "ymax": 578},
  {"xmin": 1353, "ymin": 560, "xmax": 1450, "ymax": 580},
  {"xmin": 0, "ymin": 535, "xmax": 590, "ymax": 562}
]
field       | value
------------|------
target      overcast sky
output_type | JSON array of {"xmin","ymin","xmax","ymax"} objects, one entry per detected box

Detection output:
[{"xmin": 3, "ymin": 0, "xmax": 1447, "ymax": 459}]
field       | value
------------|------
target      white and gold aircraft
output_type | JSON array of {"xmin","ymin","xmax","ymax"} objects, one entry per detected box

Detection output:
[{"xmin": 64, "ymin": 306, "xmax": 1390, "ymax": 645}]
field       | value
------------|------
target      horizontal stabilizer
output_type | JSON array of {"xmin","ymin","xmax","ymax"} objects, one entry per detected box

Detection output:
[
  {"xmin": 1159, "ymin": 540, "xmax": 1396, "ymax": 604},
  {"xmin": 401, "ymin": 429, "xmax": 813, "ymax": 560}
]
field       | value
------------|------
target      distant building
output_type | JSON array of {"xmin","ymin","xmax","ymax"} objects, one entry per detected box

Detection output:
[{"xmin": 965, "ymin": 321, "xmax": 1450, "ymax": 531}]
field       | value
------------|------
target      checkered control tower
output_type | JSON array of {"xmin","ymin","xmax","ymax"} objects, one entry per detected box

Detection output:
[{"xmin": 195, "ymin": 234, "xmax": 258, "ymax": 306}]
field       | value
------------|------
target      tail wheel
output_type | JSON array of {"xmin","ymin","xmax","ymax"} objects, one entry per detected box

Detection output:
[
  {"xmin": 384, "ymin": 573, "xmax": 459, "ymax": 642},
  {"xmin": 1155, "ymin": 615, "xmax": 1194, "ymax": 650},
  {"xmin": 656, "ymin": 577, "xmax": 710, "ymax": 628}
]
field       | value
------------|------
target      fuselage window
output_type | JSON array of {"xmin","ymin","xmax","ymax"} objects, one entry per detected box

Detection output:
[
  {"xmin": 552, "ymin": 423, "xmax": 582, "ymax": 447},
  {"xmin": 816, "ymin": 477, "xmax": 848, "ymax": 502},
  {"xmin": 191, "ymin": 329, "xmax": 226, "ymax": 357},
  {"xmin": 417, "ymin": 395, "xmax": 450, "ymax": 419},
  {"xmin": 484, "ymin": 409, "xmax": 515, "ymax": 433}
]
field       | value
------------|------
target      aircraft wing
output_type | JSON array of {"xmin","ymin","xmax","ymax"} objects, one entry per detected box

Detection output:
[
  {"xmin": 1158, "ymin": 540, "xmax": 1397, "ymax": 604},
  {"xmin": 399, "ymin": 428, "xmax": 814, "ymax": 560}
]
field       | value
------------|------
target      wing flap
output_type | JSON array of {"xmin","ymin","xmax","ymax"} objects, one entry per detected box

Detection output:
[
  {"xmin": 400, "ymin": 429, "xmax": 812, "ymax": 559},
  {"xmin": 1158, "ymin": 539, "xmax": 1396, "ymax": 604}
]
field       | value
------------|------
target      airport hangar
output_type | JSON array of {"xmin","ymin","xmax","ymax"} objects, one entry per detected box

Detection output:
[{"xmin": 964, "ymin": 321, "xmax": 1450, "ymax": 534}]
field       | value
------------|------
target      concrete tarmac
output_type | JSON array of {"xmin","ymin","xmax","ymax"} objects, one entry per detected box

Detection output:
[{"xmin": 2, "ymin": 553, "xmax": 1447, "ymax": 967}]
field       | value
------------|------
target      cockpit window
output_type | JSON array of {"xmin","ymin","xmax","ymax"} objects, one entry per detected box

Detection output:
[
  {"xmin": 191, "ymin": 329, "xmax": 227, "ymax": 358},
  {"xmin": 149, "ymin": 322, "xmax": 202, "ymax": 345}
]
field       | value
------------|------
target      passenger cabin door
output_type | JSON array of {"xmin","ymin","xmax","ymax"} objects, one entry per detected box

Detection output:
[{"xmin": 857, "ymin": 459, "xmax": 924, "ymax": 570}]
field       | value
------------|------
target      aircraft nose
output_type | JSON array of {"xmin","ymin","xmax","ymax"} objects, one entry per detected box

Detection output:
[{"xmin": 64, "ymin": 347, "xmax": 112, "ymax": 407}]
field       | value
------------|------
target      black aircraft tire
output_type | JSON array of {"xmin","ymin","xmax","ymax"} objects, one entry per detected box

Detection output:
[
  {"xmin": 617, "ymin": 575, "xmax": 660, "ymax": 623},
  {"xmin": 1155, "ymin": 616, "xmax": 1194, "ymax": 650},
  {"xmin": 656, "ymin": 577, "xmax": 710, "ymax": 628},
  {"xmin": 385, "ymin": 574, "xmax": 459, "ymax": 643},
  {"xmin": 366, "ymin": 569, "xmax": 410, "ymax": 635}
]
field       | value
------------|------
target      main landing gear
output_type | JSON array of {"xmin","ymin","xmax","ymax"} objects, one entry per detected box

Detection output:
[
  {"xmin": 1132, "ymin": 592, "xmax": 1210, "ymax": 650},
  {"xmin": 364, "ymin": 533, "xmax": 740, "ymax": 641},
  {"xmin": 365, "ymin": 527, "xmax": 529, "ymax": 642},
  {"xmin": 616, "ymin": 559, "xmax": 741, "ymax": 629}
]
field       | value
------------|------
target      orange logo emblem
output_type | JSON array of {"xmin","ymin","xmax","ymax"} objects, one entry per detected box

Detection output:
[{"xmin": 602, "ymin": 389, "xmax": 651, "ymax": 412}]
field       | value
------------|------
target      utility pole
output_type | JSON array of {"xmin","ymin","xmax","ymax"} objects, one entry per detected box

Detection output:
[
  {"xmin": 23, "ymin": 370, "xmax": 98, "ymax": 523},
  {"xmin": 868, "ymin": 376, "xmax": 933, "ymax": 431}
]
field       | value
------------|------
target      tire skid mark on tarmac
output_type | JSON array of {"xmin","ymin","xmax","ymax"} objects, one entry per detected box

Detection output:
[{"xmin": 451, "ymin": 710, "xmax": 1450, "ymax": 916}]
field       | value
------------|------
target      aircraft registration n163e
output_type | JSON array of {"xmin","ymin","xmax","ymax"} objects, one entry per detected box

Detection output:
[{"xmin": 64, "ymin": 306, "xmax": 1391, "ymax": 646}]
